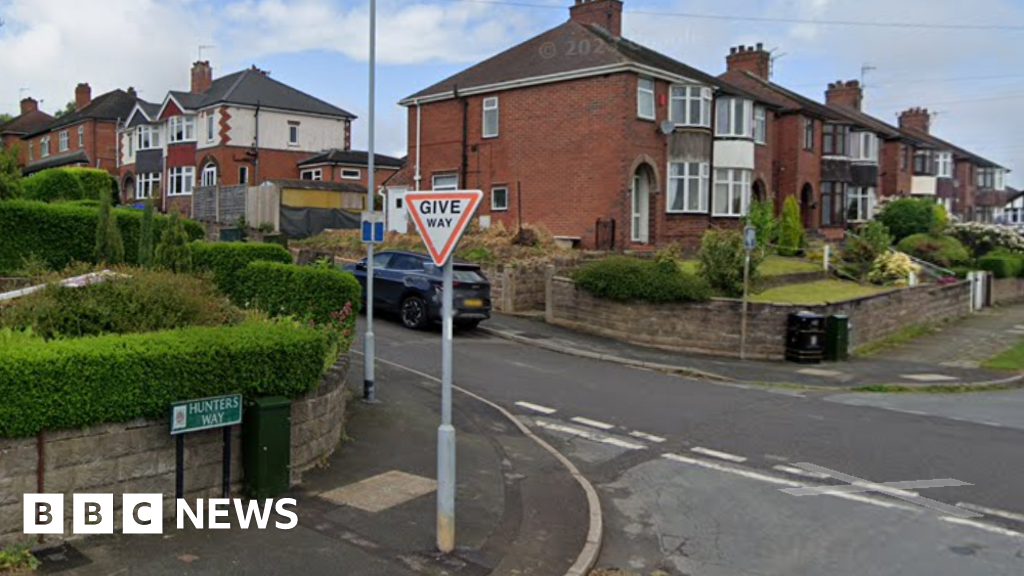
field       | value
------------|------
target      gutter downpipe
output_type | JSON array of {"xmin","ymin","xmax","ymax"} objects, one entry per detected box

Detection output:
[{"xmin": 415, "ymin": 99, "xmax": 422, "ymax": 192}]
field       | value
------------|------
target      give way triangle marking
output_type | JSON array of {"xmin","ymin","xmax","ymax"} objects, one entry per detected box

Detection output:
[{"xmin": 405, "ymin": 190, "xmax": 483, "ymax": 266}]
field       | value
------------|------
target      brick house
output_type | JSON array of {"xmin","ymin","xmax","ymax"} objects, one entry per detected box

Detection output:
[
  {"xmin": 399, "ymin": 0, "xmax": 776, "ymax": 250},
  {"xmin": 119, "ymin": 62, "xmax": 360, "ymax": 215},
  {"xmin": 0, "ymin": 98, "xmax": 55, "ymax": 166},
  {"xmin": 295, "ymin": 149, "xmax": 404, "ymax": 191}
]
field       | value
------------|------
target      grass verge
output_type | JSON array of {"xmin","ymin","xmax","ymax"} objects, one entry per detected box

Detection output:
[
  {"xmin": 852, "ymin": 383, "xmax": 1017, "ymax": 394},
  {"xmin": 749, "ymin": 280, "xmax": 886, "ymax": 305},
  {"xmin": 854, "ymin": 322, "xmax": 940, "ymax": 357},
  {"xmin": 982, "ymin": 339, "xmax": 1024, "ymax": 371},
  {"xmin": 679, "ymin": 256, "xmax": 821, "ymax": 278}
]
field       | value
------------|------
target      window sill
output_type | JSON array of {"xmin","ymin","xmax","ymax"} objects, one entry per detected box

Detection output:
[
  {"xmin": 491, "ymin": 207, "xmax": 508, "ymax": 212},
  {"xmin": 637, "ymin": 115, "xmax": 656, "ymax": 123},
  {"xmin": 482, "ymin": 134, "xmax": 499, "ymax": 139},
  {"xmin": 167, "ymin": 193, "xmax": 193, "ymax": 197},
  {"xmin": 711, "ymin": 214, "xmax": 744, "ymax": 219},
  {"xmin": 666, "ymin": 210, "xmax": 708, "ymax": 215}
]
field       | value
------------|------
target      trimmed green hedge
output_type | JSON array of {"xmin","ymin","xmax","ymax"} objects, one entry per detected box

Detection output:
[
  {"xmin": 0, "ymin": 200, "xmax": 204, "ymax": 273},
  {"xmin": 21, "ymin": 167, "xmax": 117, "ymax": 204},
  {"xmin": 896, "ymin": 234, "xmax": 970, "ymax": 268},
  {"xmin": 0, "ymin": 322, "xmax": 330, "ymax": 437},
  {"xmin": 572, "ymin": 257, "xmax": 712, "ymax": 304},
  {"xmin": 234, "ymin": 261, "xmax": 362, "ymax": 324},
  {"xmin": 191, "ymin": 241, "xmax": 293, "ymax": 296},
  {"xmin": 978, "ymin": 254, "xmax": 1024, "ymax": 279}
]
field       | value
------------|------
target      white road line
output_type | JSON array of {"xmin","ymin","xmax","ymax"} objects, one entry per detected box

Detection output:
[
  {"xmin": 942, "ymin": 517, "xmax": 1024, "ymax": 539},
  {"xmin": 534, "ymin": 421, "xmax": 647, "ymax": 450},
  {"xmin": 629, "ymin": 431, "xmax": 667, "ymax": 443},
  {"xmin": 957, "ymin": 502, "xmax": 1024, "ymax": 523},
  {"xmin": 831, "ymin": 492, "xmax": 918, "ymax": 512},
  {"xmin": 773, "ymin": 465, "xmax": 830, "ymax": 479},
  {"xmin": 514, "ymin": 401, "xmax": 557, "ymax": 415},
  {"xmin": 981, "ymin": 421, "xmax": 1004, "ymax": 427},
  {"xmin": 691, "ymin": 447, "xmax": 748, "ymax": 463},
  {"xmin": 570, "ymin": 416, "xmax": 615, "ymax": 431},
  {"xmin": 661, "ymin": 453, "xmax": 801, "ymax": 487}
]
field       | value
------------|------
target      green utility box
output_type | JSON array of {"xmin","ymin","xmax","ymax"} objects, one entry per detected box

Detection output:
[
  {"xmin": 242, "ymin": 396, "xmax": 292, "ymax": 499},
  {"xmin": 219, "ymin": 228, "xmax": 244, "ymax": 242},
  {"xmin": 825, "ymin": 314, "xmax": 850, "ymax": 362}
]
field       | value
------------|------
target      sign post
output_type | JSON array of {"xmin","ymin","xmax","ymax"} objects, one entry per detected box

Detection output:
[
  {"xmin": 363, "ymin": 0, "xmax": 378, "ymax": 404},
  {"xmin": 405, "ymin": 190, "xmax": 483, "ymax": 554},
  {"xmin": 170, "ymin": 393, "xmax": 243, "ymax": 499},
  {"xmin": 741, "ymin": 226, "xmax": 756, "ymax": 361}
]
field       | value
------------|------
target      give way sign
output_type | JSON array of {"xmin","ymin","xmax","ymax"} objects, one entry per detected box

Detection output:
[{"xmin": 405, "ymin": 190, "xmax": 483, "ymax": 266}]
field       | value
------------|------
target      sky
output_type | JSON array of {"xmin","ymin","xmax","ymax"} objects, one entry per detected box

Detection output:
[{"xmin": 1, "ymin": 0, "xmax": 1022, "ymax": 186}]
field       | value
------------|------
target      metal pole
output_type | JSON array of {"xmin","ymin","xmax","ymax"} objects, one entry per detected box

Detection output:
[
  {"xmin": 222, "ymin": 427, "xmax": 231, "ymax": 498},
  {"xmin": 363, "ymin": 0, "xmax": 377, "ymax": 403},
  {"xmin": 175, "ymin": 434, "xmax": 185, "ymax": 500},
  {"xmin": 437, "ymin": 258, "xmax": 456, "ymax": 553},
  {"xmin": 740, "ymin": 252, "xmax": 750, "ymax": 361}
]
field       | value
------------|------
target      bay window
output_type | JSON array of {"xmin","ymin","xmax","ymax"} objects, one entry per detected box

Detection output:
[
  {"xmin": 637, "ymin": 77, "xmax": 655, "ymax": 120},
  {"xmin": 712, "ymin": 168, "xmax": 751, "ymax": 217},
  {"xmin": 849, "ymin": 131, "xmax": 878, "ymax": 162},
  {"xmin": 300, "ymin": 168, "xmax": 322, "ymax": 181},
  {"xmin": 670, "ymin": 85, "xmax": 712, "ymax": 127},
  {"xmin": 715, "ymin": 97, "xmax": 753, "ymax": 138},
  {"xmin": 667, "ymin": 161, "xmax": 708, "ymax": 213},
  {"xmin": 846, "ymin": 186, "xmax": 876, "ymax": 222},
  {"xmin": 935, "ymin": 152, "xmax": 953, "ymax": 178},
  {"xmin": 168, "ymin": 116, "xmax": 196, "ymax": 143},
  {"xmin": 914, "ymin": 150, "xmax": 936, "ymax": 175},
  {"xmin": 167, "ymin": 166, "xmax": 195, "ymax": 196},
  {"xmin": 820, "ymin": 181, "xmax": 846, "ymax": 226},
  {"xmin": 136, "ymin": 173, "xmax": 159, "ymax": 199},
  {"xmin": 822, "ymin": 124, "xmax": 849, "ymax": 156},
  {"xmin": 753, "ymin": 106, "xmax": 767, "ymax": 144},
  {"xmin": 137, "ymin": 125, "xmax": 160, "ymax": 149}
]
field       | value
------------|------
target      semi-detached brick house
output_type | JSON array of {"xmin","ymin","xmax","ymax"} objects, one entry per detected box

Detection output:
[
  {"xmin": 0, "ymin": 98, "xmax": 55, "ymax": 167},
  {"xmin": 399, "ymin": 0, "xmax": 779, "ymax": 250}
]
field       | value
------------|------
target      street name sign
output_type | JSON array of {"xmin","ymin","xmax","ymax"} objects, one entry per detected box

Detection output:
[
  {"xmin": 170, "ymin": 394, "xmax": 242, "ymax": 435},
  {"xmin": 405, "ymin": 190, "xmax": 483, "ymax": 265},
  {"xmin": 744, "ymin": 225, "xmax": 757, "ymax": 252}
]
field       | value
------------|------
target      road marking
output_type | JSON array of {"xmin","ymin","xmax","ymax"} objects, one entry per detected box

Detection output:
[
  {"xmin": 981, "ymin": 421, "xmax": 1004, "ymax": 427},
  {"xmin": 691, "ymin": 447, "xmax": 747, "ymax": 463},
  {"xmin": 899, "ymin": 373, "xmax": 959, "ymax": 382},
  {"xmin": 535, "ymin": 421, "xmax": 646, "ymax": 450},
  {"xmin": 514, "ymin": 401, "xmax": 557, "ymax": 415},
  {"xmin": 570, "ymin": 416, "xmax": 615, "ymax": 431},
  {"xmin": 773, "ymin": 465, "xmax": 830, "ymax": 479},
  {"xmin": 830, "ymin": 492, "xmax": 918, "ymax": 512},
  {"xmin": 941, "ymin": 517, "xmax": 1024, "ymax": 539},
  {"xmin": 957, "ymin": 502, "xmax": 1024, "ymax": 523},
  {"xmin": 662, "ymin": 454, "xmax": 801, "ymax": 487},
  {"xmin": 798, "ymin": 368, "xmax": 844, "ymax": 377},
  {"xmin": 629, "ymin": 431, "xmax": 667, "ymax": 443}
]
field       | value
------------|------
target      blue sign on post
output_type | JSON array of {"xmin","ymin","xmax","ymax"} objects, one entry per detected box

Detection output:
[
  {"xmin": 361, "ymin": 212, "xmax": 385, "ymax": 243},
  {"xmin": 743, "ymin": 225, "xmax": 757, "ymax": 252}
]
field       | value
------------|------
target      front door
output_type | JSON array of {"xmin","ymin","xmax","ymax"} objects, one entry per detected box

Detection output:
[
  {"xmin": 631, "ymin": 172, "xmax": 650, "ymax": 244},
  {"xmin": 800, "ymin": 184, "xmax": 815, "ymax": 231}
]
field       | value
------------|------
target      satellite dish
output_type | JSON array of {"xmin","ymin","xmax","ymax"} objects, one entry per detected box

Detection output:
[{"xmin": 659, "ymin": 120, "xmax": 674, "ymax": 135}]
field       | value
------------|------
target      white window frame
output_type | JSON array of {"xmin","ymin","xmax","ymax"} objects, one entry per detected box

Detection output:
[
  {"xmin": 637, "ymin": 77, "xmax": 655, "ymax": 121},
  {"xmin": 995, "ymin": 168, "xmax": 1006, "ymax": 191},
  {"xmin": 712, "ymin": 168, "xmax": 751, "ymax": 217},
  {"xmin": 846, "ymin": 186, "xmax": 876, "ymax": 222},
  {"xmin": 28, "ymin": 142, "xmax": 33, "ymax": 161},
  {"xmin": 40, "ymin": 136, "xmax": 50, "ymax": 157},
  {"xmin": 288, "ymin": 122, "xmax": 299, "ymax": 146},
  {"xmin": 77, "ymin": 125, "xmax": 84, "ymax": 148},
  {"xmin": 753, "ymin": 106, "xmax": 767, "ymax": 145},
  {"xmin": 136, "ymin": 125, "xmax": 160, "ymax": 150},
  {"xmin": 849, "ymin": 131, "xmax": 879, "ymax": 163},
  {"xmin": 167, "ymin": 116, "xmax": 195, "ymax": 143},
  {"xmin": 58, "ymin": 130, "xmax": 69, "ymax": 152},
  {"xmin": 715, "ymin": 97, "xmax": 753, "ymax": 138},
  {"xmin": 935, "ymin": 151, "xmax": 953, "ymax": 178},
  {"xmin": 238, "ymin": 166, "xmax": 249, "ymax": 185},
  {"xmin": 136, "ymin": 173, "xmax": 159, "ymax": 199},
  {"xmin": 340, "ymin": 168, "xmax": 361, "ymax": 180},
  {"xmin": 432, "ymin": 174, "xmax": 458, "ymax": 191},
  {"xmin": 127, "ymin": 130, "xmax": 133, "ymax": 156},
  {"xmin": 167, "ymin": 166, "xmax": 195, "ymax": 196},
  {"xmin": 669, "ymin": 85, "xmax": 712, "ymax": 128},
  {"xmin": 491, "ymin": 186, "xmax": 509, "ymax": 211},
  {"xmin": 482, "ymin": 96, "xmax": 499, "ymax": 138},
  {"xmin": 667, "ymin": 161, "xmax": 709, "ymax": 214},
  {"xmin": 201, "ymin": 163, "xmax": 217, "ymax": 187},
  {"xmin": 206, "ymin": 113, "xmax": 215, "ymax": 142},
  {"xmin": 803, "ymin": 117, "xmax": 814, "ymax": 150},
  {"xmin": 300, "ymin": 168, "xmax": 322, "ymax": 181}
]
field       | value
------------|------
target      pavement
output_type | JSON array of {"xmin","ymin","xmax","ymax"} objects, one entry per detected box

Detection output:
[
  {"xmin": 479, "ymin": 308, "xmax": 1024, "ymax": 389},
  {"xmin": 47, "ymin": 355, "xmax": 592, "ymax": 576}
]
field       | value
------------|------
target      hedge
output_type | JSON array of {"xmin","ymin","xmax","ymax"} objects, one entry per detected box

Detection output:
[
  {"xmin": 896, "ymin": 234, "xmax": 970, "ymax": 268},
  {"xmin": 0, "ymin": 322, "xmax": 330, "ymax": 438},
  {"xmin": 978, "ymin": 254, "xmax": 1024, "ymax": 279},
  {"xmin": 234, "ymin": 261, "xmax": 362, "ymax": 324},
  {"xmin": 572, "ymin": 257, "xmax": 712, "ymax": 304},
  {"xmin": 0, "ymin": 200, "xmax": 204, "ymax": 273},
  {"xmin": 21, "ymin": 167, "xmax": 117, "ymax": 204},
  {"xmin": 191, "ymin": 242, "xmax": 294, "ymax": 296}
]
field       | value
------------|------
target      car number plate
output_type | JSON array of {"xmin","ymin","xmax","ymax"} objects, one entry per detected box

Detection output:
[{"xmin": 463, "ymin": 298, "xmax": 483, "ymax": 307}]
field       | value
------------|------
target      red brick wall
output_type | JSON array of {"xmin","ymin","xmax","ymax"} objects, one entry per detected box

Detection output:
[
  {"xmin": 955, "ymin": 160, "xmax": 977, "ymax": 219},
  {"xmin": 775, "ymin": 113, "xmax": 821, "ymax": 229},
  {"xmin": 19, "ymin": 120, "xmax": 119, "ymax": 177},
  {"xmin": 880, "ymin": 140, "xmax": 912, "ymax": 197}
]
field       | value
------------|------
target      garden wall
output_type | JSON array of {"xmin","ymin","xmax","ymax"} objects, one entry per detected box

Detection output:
[
  {"xmin": 482, "ymin": 257, "xmax": 578, "ymax": 314},
  {"xmin": 0, "ymin": 356, "xmax": 350, "ymax": 544},
  {"xmin": 546, "ymin": 276, "xmax": 971, "ymax": 360},
  {"xmin": 991, "ymin": 277, "xmax": 1024, "ymax": 305}
]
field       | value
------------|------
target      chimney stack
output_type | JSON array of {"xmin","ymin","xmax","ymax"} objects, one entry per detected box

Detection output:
[
  {"xmin": 899, "ymin": 107, "xmax": 931, "ymax": 134},
  {"xmin": 825, "ymin": 80, "xmax": 863, "ymax": 111},
  {"xmin": 75, "ymin": 83, "xmax": 91, "ymax": 111},
  {"xmin": 19, "ymin": 97, "xmax": 38, "ymax": 115},
  {"xmin": 569, "ymin": 0, "xmax": 623, "ymax": 37},
  {"xmin": 127, "ymin": 86, "xmax": 137, "ymax": 99},
  {"xmin": 725, "ymin": 43, "xmax": 771, "ymax": 80},
  {"xmin": 191, "ymin": 61, "xmax": 213, "ymax": 94}
]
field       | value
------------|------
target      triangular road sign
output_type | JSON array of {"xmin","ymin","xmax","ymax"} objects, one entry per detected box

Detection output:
[{"xmin": 405, "ymin": 190, "xmax": 483, "ymax": 266}]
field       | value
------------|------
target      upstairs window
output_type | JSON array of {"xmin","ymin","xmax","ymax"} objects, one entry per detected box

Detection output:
[
  {"xmin": 753, "ymin": 106, "xmax": 767, "ymax": 144},
  {"xmin": 137, "ymin": 125, "xmax": 160, "ymax": 149},
  {"xmin": 432, "ymin": 174, "xmax": 458, "ymax": 191},
  {"xmin": 300, "ymin": 168, "xmax": 322, "ymax": 181},
  {"xmin": 914, "ymin": 150, "xmax": 936, "ymax": 176},
  {"xmin": 127, "ymin": 130, "xmax": 134, "ymax": 156},
  {"xmin": 715, "ymin": 97, "xmax": 753, "ymax": 138},
  {"xmin": 59, "ymin": 130, "xmax": 69, "ymax": 152},
  {"xmin": 670, "ymin": 85, "xmax": 712, "ymax": 127},
  {"xmin": 288, "ymin": 122, "xmax": 300, "ymax": 146},
  {"xmin": 637, "ymin": 77, "xmax": 655, "ymax": 120},
  {"xmin": 803, "ymin": 117, "xmax": 814, "ymax": 151},
  {"xmin": 168, "ymin": 116, "xmax": 195, "ymax": 143},
  {"xmin": 667, "ymin": 161, "xmax": 708, "ymax": 213},
  {"xmin": 822, "ymin": 124, "xmax": 849, "ymax": 156},
  {"xmin": 482, "ymin": 97, "xmax": 499, "ymax": 138},
  {"xmin": 206, "ymin": 113, "xmax": 215, "ymax": 142},
  {"xmin": 849, "ymin": 131, "xmax": 878, "ymax": 162},
  {"xmin": 341, "ymin": 168, "xmax": 361, "ymax": 180},
  {"xmin": 935, "ymin": 152, "xmax": 953, "ymax": 178},
  {"xmin": 77, "ymin": 125, "xmax": 84, "ymax": 148},
  {"xmin": 28, "ymin": 142, "xmax": 33, "ymax": 161},
  {"xmin": 995, "ymin": 169, "xmax": 1006, "ymax": 191},
  {"xmin": 40, "ymin": 136, "xmax": 50, "ymax": 157}
]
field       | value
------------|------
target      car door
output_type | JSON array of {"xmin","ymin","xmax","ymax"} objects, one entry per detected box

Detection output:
[
  {"xmin": 367, "ymin": 252, "xmax": 394, "ymax": 308},
  {"xmin": 379, "ymin": 253, "xmax": 427, "ymax": 308}
]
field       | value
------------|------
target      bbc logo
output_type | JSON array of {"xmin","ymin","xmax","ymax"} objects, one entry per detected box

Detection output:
[{"xmin": 24, "ymin": 494, "xmax": 163, "ymax": 535}]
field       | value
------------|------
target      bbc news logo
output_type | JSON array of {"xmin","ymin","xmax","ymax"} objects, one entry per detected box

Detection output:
[{"xmin": 23, "ymin": 494, "xmax": 298, "ymax": 534}]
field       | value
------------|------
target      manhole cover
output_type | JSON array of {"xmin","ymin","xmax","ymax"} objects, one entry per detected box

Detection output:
[{"xmin": 36, "ymin": 542, "xmax": 92, "ymax": 574}]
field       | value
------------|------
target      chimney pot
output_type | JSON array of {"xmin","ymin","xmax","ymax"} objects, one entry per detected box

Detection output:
[
  {"xmin": 74, "ymin": 83, "xmax": 92, "ymax": 111},
  {"xmin": 756, "ymin": 42, "xmax": 763, "ymax": 50},
  {"xmin": 568, "ymin": 0, "xmax": 623, "ymax": 37},
  {"xmin": 725, "ymin": 41, "xmax": 771, "ymax": 79}
]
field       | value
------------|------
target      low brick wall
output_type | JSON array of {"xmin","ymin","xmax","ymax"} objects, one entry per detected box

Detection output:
[
  {"xmin": 0, "ymin": 356, "xmax": 349, "ymax": 544},
  {"xmin": 991, "ymin": 277, "xmax": 1024, "ymax": 305},
  {"xmin": 546, "ymin": 277, "xmax": 971, "ymax": 360},
  {"xmin": 482, "ymin": 257, "xmax": 578, "ymax": 314}
]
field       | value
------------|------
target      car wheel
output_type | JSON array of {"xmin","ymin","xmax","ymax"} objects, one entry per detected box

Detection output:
[
  {"xmin": 400, "ymin": 296, "xmax": 430, "ymax": 330},
  {"xmin": 455, "ymin": 319, "xmax": 480, "ymax": 330}
]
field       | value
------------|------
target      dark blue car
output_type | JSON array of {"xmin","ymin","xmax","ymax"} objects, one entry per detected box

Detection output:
[{"xmin": 342, "ymin": 250, "xmax": 492, "ymax": 330}]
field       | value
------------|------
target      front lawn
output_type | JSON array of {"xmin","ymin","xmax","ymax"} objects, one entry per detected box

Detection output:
[
  {"xmin": 750, "ymin": 280, "xmax": 887, "ymax": 305},
  {"xmin": 982, "ymin": 340, "xmax": 1024, "ymax": 371},
  {"xmin": 679, "ymin": 256, "xmax": 820, "ymax": 278}
]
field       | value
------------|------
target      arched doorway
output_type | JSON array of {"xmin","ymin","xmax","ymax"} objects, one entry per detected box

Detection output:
[
  {"xmin": 121, "ymin": 173, "xmax": 135, "ymax": 204},
  {"xmin": 800, "ymin": 184, "xmax": 815, "ymax": 230},
  {"xmin": 752, "ymin": 179, "xmax": 767, "ymax": 204},
  {"xmin": 631, "ymin": 165, "xmax": 653, "ymax": 244}
]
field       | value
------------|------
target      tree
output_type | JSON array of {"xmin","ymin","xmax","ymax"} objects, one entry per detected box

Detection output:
[
  {"xmin": 0, "ymin": 113, "xmax": 13, "ymax": 125},
  {"xmin": 778, "ymin": 196, "xmax": 805, "ymax": 257},
  {"xmin": 94, "ymin": 182, "xmax": 125, "ymax": 265},
  {"xmin": 878, "ymin": 197, "xmax": 936, "ymax": 242},
  {"xmin": 53, "ymin": 101, "xmax": 75, "ymax": 118},
  {"xmin": 138, "ymin": 198, "xmax": 155, "ymax": 267},
  {"xmin": 0, "ymin": 142, "xmax": 22, "ymax": 200},
  {"xmin": 155, "ymin": 212, "xmax": 192, "ymax": 273}
]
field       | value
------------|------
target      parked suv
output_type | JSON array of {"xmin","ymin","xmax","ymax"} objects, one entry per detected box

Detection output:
[{"xmin": 342, "ymin": 250, "xmax": 492, "ymax": 330}]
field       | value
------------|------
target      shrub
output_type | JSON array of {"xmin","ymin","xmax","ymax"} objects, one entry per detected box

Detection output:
[
  {"xmin": 191, "ymin": 241, "xmax": 293, "ymax": 296},
  {"xmin": 744, "ymin": 198, "xmax": 779, "ymax": 258},
  {"xmin": 778, "ymin": 196, "xmax": 804, "ymax": 257},
  {"xmin": 0, "ymin": 268, "xmax": 242, "ymax": 340},
  {"xmin": 868, "ymin": 251, "xmax": 921, "ymax": 286},
  {"xmin": 21, "ymin": 168, "xmax": 85, "ymax": 202},
  {"xmin": 155, "ymin": 213, "xmax": 193, "ymax": 273},
  {"xmin": 844, "ymin": 221, "xmax": 893, "ymax": 266},
  {"xmin": 932, "ymin": 203, "xmax": 950, "ymax": 235},
  {"xmin": 978, "ymin": 254, "xmax": 1024, "ymax": 279},
  {"xmin": 63, "ymin": 167, "xmax": 118, "ymax": 205},
  {"xmin": 234, "ymin": 261, "xmax": 363, "ymax": 326},
  {"xmin": 94, "ymin": 184, "xmax": 124, "ymax": 265},
  {"xmin": 878, "ymin": 197, "xmax": 937, "ymax": 242},
  {"xmin": 697, "ymin": 229, "xmax": 762, "ymax": 298},
  {"xmin": 0, "ymin": 322, "xmax": 331, "ymax": 437},
  {"xmin": 0, "ymin": 142, "xmax": 22, "ymax": 200},
  {"xmin": 138, "ymin": 198, "xmax": 155, "ymax": 267},
  {"xmin": 573, "ymin": 257, "xmax": 712, "ymax": 304},
  {"xmin": 948, "ymin": 221, "xmax": 1024, "ymax": 257},
  {"xmin": 896, "ymin": 234, "xmax": 969, "ymax": 268},
  {"xmin": 0, "ymin": 200, "xmax": 203, "ymax": 273}
]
